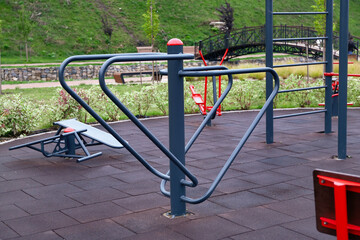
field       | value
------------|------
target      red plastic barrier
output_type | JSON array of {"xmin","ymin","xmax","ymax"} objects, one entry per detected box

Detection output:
[
  {"xmin": 324, "ymin": 72, "xmax": 360, "ymax": 77},
  {"xmin": 333, "ymin": 62, "xmax": 354, "ymax": 64}
]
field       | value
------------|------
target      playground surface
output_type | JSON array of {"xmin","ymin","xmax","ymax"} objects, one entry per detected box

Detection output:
[{"xmin": 2, "ymin": 108, "xmax": 360, "ymax": 239}]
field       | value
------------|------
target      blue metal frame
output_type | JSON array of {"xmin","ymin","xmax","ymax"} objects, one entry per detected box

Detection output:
[
  {"xmin": 161, "ymin": 67, "xmax": 280, "ymax": 204},
  {"xmin": 325, "ymin": 0, "xmax": 334, "ymax": 134},
  {"xmin": 58, "ymin": 43, "xmax": 281, "ymax": 216},
  {"xmin": 9, "ymin": 128, "xmax": 102, "ymax": 162},
  {"xmin": 265, "ymin": 0, "xmax": 334, "ymax": 140},
  {"xmin": 338, "ymin": 0, "xmax": 349, "ymax": 159},
  {"xmin": 56, "ymin": 0, "xmax": 349, "ymax": 217},
  {"xmin": 266, "ymin": 0, "xmax": 349, "ymax": 159},
  {"xmin": 59, "ymin": 53, "xmax": 199, "ymax": 188},
  {"xmin": 265, "ymin": 0, "xmax": 274, "ymax": 144}
]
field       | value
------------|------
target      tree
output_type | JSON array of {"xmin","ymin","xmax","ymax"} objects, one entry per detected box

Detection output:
[
  {"xmin": 311, "ymin": 0, "xmax": 326, "ymax": 36},
  {"xmin": 216, "ymin": 1, "xmax": 234, "ymax": 36},
  {"xmin": 18, "ymin": 4, "xmax": 32, "ymax": 62},
  {"xmin": 101, "ymin": 14, "xmax": 113, "ymax": 53},
  {"xmin": 311, "ymin": 0, "xmax": 337, "ymax": 35},
  {"xmin": 142, "ymin": 0, "xmax": 160, "ymax": 83},
  {"xmin": 311, "ymin": 0, "xmax": 336, "ymax": 75},
  {"xmin": 142, "ymin": 0, "xmax": 159, "ymax": 50}
]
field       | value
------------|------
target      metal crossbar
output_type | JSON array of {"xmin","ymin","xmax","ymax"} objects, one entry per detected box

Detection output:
[
  {"xmin": 273, "ymin": 61, "xmax": 327, "ymax": 68},
  {"xmin": 273, "ymin": 37, "xmax": 328, "ymax": 42},
  {"xmin": 273, "ymin": 12, "xmax": 328, "ymax": 15},
  {"xmin": 274, "ymin": 110, "xmax": 327, "ymax": 119},
  {"xmin": 278, "ymin": 85, "xmax": 327, "ymax": 94}
]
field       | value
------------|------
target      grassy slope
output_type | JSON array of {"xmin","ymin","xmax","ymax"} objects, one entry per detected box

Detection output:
[{"xmin": 0, "ymin": 0, "xmax": 359, "ymax": 63}]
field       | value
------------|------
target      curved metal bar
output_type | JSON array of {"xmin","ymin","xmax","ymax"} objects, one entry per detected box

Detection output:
[
  {"xmin": 160, "ymin": 170, "xmax": 171, "ymax": 198},
  {"xmin": 176, "ymin": 67, "xmax": 280, "ymax": 204},
  {"xmin": 185, "ymin": 74, "xmax": 233, "ymax": 153},
  {"xmin": 160, "ymin": 65, "xmax": 228, "ymax": 75},
  {"xmin": 162, "ymin": 65, "xmax": 231, "ymax": 153},
  {"xmin": 59, "ymin": 53, "xmax": 189, "ymax": 184},
  {"xmin": 98, "ymin": 54, "xmax": 199, "ymax": 188},
  {"xmin": 160, "ymin": 73, "xmax": 233, "ymax": 198}
]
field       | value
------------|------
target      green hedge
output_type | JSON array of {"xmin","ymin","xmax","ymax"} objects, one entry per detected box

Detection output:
[{"xmin": 2, "ymin": 75, "xmax": 359, "ymax": 138}]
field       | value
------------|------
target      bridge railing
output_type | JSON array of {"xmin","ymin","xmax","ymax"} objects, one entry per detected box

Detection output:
[{"xmin": 195, "ymin": 25, "xmax": 359, "ymax": 61}]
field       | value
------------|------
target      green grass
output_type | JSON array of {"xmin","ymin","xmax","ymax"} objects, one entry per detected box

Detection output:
[
  {"xmin": 2, "ymin": 83, "xmax": 147, "ymax": 101},
  {"xmin": 1, "ymin": 0, "xmax": 359, "ymax": 64}
]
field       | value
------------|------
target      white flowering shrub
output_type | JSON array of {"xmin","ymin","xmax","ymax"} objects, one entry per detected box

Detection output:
[
  {"xmin": 1, "ymin": 74, "xmax": 359, "ymax": 138},
  {"xmin": 0, "ymin": 94, "xmax": 41, "ymax": 136}
]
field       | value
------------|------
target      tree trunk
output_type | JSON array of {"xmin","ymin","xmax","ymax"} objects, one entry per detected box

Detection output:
[{"xmin": 25, "ymin": 41, "xmax": 28, "ymax": 62}]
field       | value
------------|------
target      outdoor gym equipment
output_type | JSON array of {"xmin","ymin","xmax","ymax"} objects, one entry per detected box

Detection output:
[
  {"xmin": 318, "ymin": 77, "xmax": 354, "ymax": 116},
  {"xmin": 322, "ymin": 72, "xmax": 360, "ymax": 116},
  {"xmin": 189, "ymin": 49, "xmax": 228, "ymax": 123},
  {"xmin": 313, "ymin": 169, "xmax": 360, "ymax": 240},
  {"xmin": 9, "ymin": 119, "xmax": 124, "ymax": 162},
  {"xmin": 56, "ymin": 39, "xmax": 280, "ymax": 217},
  {"xmin": 266, "ymin": 0, "xmax": 350, "ymax": 159}
]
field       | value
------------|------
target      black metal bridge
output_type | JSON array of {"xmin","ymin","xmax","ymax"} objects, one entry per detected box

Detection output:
[{"xmin": 195, "ymin": 25, "xmax": 359, "ymax": 61}]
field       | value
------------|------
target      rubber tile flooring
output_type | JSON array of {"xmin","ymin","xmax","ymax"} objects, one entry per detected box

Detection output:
[{"xmin": 1, "ymin": 109, "xmax": 360, "ymax": 239}]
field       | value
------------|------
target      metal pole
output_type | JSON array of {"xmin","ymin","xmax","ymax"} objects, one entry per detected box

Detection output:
[
  {"xmin": 325, "ymin": 0, "xmax": 333, "ymax": 133},
  {"xmin": 265, "ymin": 0, "xmax": 274, "ymax": 144},
  {"xmin": 338, "ymin": 0, "xmax": 349, "ymax": 160},
  {"xmin": 212, "ymin": 75, "xmax": 217, "ymax": 112},
  {"xmin": 306, "ymin": 42, "xmax": 309, "ymax": 81},
  {"xmin": 167, "ymin": 38, "xmax": 186, "ymax": 216}
]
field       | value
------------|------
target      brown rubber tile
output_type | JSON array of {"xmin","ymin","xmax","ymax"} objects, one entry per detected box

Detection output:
[{"xmin": 1, "ymin": 110, "xmax": 360, "ymax": 239}]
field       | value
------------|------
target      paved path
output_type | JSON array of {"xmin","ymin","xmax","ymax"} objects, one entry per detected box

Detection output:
[
  {"xmin": 2, "ymin": 76, "xmax": 168, "ymax": 90},
  {"xmin": 1, "ymin": 108, "xmax": 358, "ymax": 239},
  {"xmin": 2, "ymin": 79, "xmax": 118, "ymax": 90}
]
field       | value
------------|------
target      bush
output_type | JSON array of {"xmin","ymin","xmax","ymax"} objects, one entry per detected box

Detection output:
[
  {"xmin": 2, "ymin": 73, "xmax": 360, "ymax": 138},
  {"xmin": 0, "ymin": 94, "xmax": 41, "ymax": 136},
  {"xmin": 227, "ymin": 80, "xmax": 265, "ymax": 110},
  {"xmin": 57, "ymin": 88, "xmax": 91, "ymax": 123},
  {"xmin": 273, "ymin": 74, "xmax": 324, "ymax": 108}
]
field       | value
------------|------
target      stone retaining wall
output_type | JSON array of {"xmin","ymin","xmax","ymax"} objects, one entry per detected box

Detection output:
[
  {"xmin": 1, "ymin": 57, "xmax": 307, "ymax": 82},
  {"xmin": 1, "ymin": 62, "xmax": 201, "ymax": 82}
]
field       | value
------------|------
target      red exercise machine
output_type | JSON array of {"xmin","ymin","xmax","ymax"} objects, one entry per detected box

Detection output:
[
  {"xmin": 189, "ymin": 49, "xmax": 228, "ymax": 118},
  {"xmin": 319, "ymin": 72, "xmax": 357, "ymax": 115},
  {"xmin": 314, "ymin": 169, "xmax": 360, "ymax": 240}
]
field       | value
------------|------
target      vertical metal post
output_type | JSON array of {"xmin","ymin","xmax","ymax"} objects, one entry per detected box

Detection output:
[
  {"xmin": 212, "ymin": 76, "xmax": 217, "ymax": 110},
  {"xmin": 64, "ymin": 128, "xmax": 76, "ymax": 156},
  {"xmin": 325, "ymin": 0, "xmax": 333, "ymax": 133},
  {"xmin": 338, "ymin": 0, "xmax": 349, "ymax": 160},
  {"xmin": 167, "ymin": 38, "xmax": 186, "ymax": 216},
  {"xmin": 265, "ymin": 0, "xmax": 274, "ymax": 144},
  {"xmin": 333, "ymin": 183, "xmax": 349, "ymax": 240}
]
